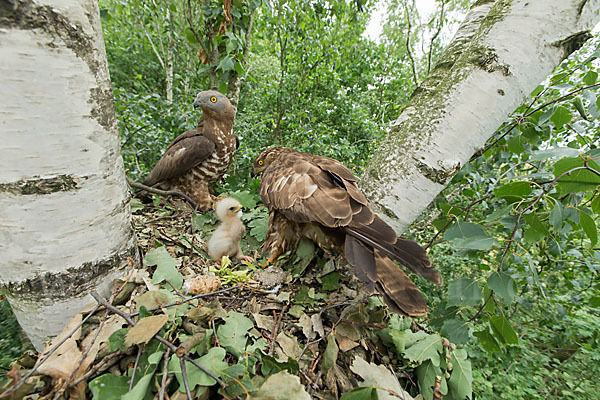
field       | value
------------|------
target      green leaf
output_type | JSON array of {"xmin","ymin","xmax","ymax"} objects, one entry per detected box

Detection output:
[
  {"xmin": 146, "ymin": 247, "xmax": 183, "ymax": 290},
  {"xmin": 523, "ymin": 213, "xmax": 550, "ymax": 236},
  {"xmin": 230, "ymin": 190, "xmax": 258, "ymax": 208},
  {"xmin": 340, "ymin": 387, "xmax": 379, "ymax": 400},
  {"xmin": 591, "ymin": 196, "xmax": 600, "ymax": 214},
  {"xmin": 192, "ymin": 212, "xmax": 216, "ymax": 232},
  {"xmin": 441, "ymin": 319, "xmax": 470, "ymax": 345},
  {"xmin": 321, "ymin": 335, "xmax": 338, "ymax": 373},
  {"xmin": 89, "ymin": 374, "xmax": 129, "ymax": 400},
  {"xmin": 107, "ymin": 328, "xmax": 127, "ymax": 352},
  {"xmin": 321, "ymin": 272, "xmax": 342, "ymax": 292},
  {"xmin": 553, "ymin": 156, "xmax": 600, "ymax": 194},
  {"xmin": 260, "ymin": 355, "xmax": 299, "ymax": 376},
  {"xmin": 529, "ymin": 147, "xmax": 580, "ymax": 161},
  {"xmin": 487, "ymin": 272, "xmax": 517, "ymax": 304},
  {"xmin": 122, "ymin": 350, "xmax": 163, "ymax": 400},
  {"xmin": 216, "ymin": 311, "xmax": 253, "ymax": 357},
  {"xmin": 447, "ymin": 349, "xmax": 472, "ymax": 400},
  {"xmin": 130, "ymin": 198, "xmax": 144, "ymax": 212},
  {"xmin": 447, "ymin": 278, "xmax": 483, "ymax": 307},
  {"xmin": 583, "ymin": 71, "xmax": 598, "ymax": 85},
  {"xmin": 403, "ymin": 333, "xmax": 443, "ymax": 366},
  {"xmin": 444, "ymin": 221, "xmax": 495, "ymax": 250},
  {"xmin": 507, "ymin": 135, "xmax": 526, "ymax": 154},
  {"xmin": 573, "ymin": 97, "xmax": 588, "ymax": 120},
  {"xmin": 184, "ymin": 26, "xmax": 199, "ymax": 44},
  {"xmin": 489, "ymin": 315, "xmax": 519, "ymax": 345},
  {"xmin": 494, "ymin": 181, "xmax": 531, "ymax": 203},
  {"xmin": 218, "ymin": 55, "xmax": 235, "ymax": 72},
  {"xmin": 579, "ymin": 209, "xmax": 598, "ymax": 246},
  {"xmin": 416, "ymin": 360, "xmax": 446, "ymax": 400},
  {"xmin": 473, "ymin": 329, "xmax": 501, "ymax": 353},
  {"xmin": 550, "ymin": 199, "xmax": 565, "ymax": 231},
  {"xmin": 550, "ymin": 105, "xmax": 573, "ymax": 128},
  {"xmin": 168, "ymin": 347, "xmax": 228, "ymax": 389},
  {"xmin": 248, "ymin": 214, "xmax": 268, "ymax": 241},
  {"xmin": 296, "ymin": 239, "xmax": 316, "ymax": 258}
]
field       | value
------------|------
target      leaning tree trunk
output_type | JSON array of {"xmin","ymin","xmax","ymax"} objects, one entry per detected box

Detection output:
[
  {"xmin": 360, "ymin": 0, "xmax": 600, "ymax": 232},
  {"xmin": 0, "ymin": 0, "xmax": 138, "ymax": 350}
]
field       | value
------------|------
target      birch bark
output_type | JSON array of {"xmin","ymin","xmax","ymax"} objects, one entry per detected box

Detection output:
[
  {"xmin": 360, "ymin": 0, "xmax": 600, "ymax": 233},
  {"xmin": 0, "ymin": 0, "xmax": 138, "ymax": 350}
]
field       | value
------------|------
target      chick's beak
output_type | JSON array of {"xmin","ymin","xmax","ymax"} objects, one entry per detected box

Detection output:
[{"xmin": 234, "ymin": 205, "xmax": 242, "ymax": 213}]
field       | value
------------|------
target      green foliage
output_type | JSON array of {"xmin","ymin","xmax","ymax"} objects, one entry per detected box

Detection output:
[
  {"xmin": 424, "ymin": 36, "xmax": 600, "ymax": 400},
  {"xmin": 0, "ymin": 300, "xmax": 21, "ymax": 382},
  {"xmin": 91, "ymin": 1, "xmax": 600, "ymax": 398}
]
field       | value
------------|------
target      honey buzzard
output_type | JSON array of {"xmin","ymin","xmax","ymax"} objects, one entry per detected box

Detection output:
[
  {"xmin": 252, "ymin": 147, "xmax": 442, "ymax": 317},
  {"xmin": 142, "ymin": 90, "xmax": 238, "ymax": 211}
]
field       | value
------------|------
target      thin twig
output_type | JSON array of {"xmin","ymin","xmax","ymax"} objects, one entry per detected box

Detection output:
[
  {"xmin": 127, "ymin": 177, "xmax": 199, "ymax": 210},
  {"xmin": 180, "ymin": 358, "xmax": 193, "ymax": 400},
  {"xmin": 158, "ymin": 349, "xmax": 171, "ymax": 400},
  {"xmin": 62, "ymin": 310, "xmax": 109, "ymax": 391},
  {"xmin": 89, "ymin": 291, "xmax": 228, "ymax": 390},
  {"xmin": 427, "ymin": 0, "xmax": 445, "ymax": 74},
  {"xmin": 130, "ymin": 284, "xmax": 243, "ymax": 317},
  {"xmin": 474, "ymin": 83, "xmax": 600, "ymax": 159},
  {"xmin": 403, "ymin": 1, "xmax": 419, "ymax": 86},
  {"xmin": 68, "ymin": 351, "xmax": 124, "ymax": 387},
  {"xmin": 268, "ymin": 304, "xmax": 288, "ymax": 356},
  {"xmin": 130, "ymin": 344, "xmax": 144, "ymax": 391}
]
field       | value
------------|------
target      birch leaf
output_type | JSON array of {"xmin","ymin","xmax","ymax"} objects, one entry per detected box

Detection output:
[
  {"xmin": 350, "ymin": 356, "xmax": 414, "ymax": 400},
  {"xmin": 124, "ymin": 314, "xmax": 168, "ymax": 347},
  {"xmin": 447, "ymin": 349, "xmax": 472, "ymax": 400}
]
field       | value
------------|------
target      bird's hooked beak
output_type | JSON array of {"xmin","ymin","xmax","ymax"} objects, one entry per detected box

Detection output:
[
  {"xmin": 250, "ymin": 169, "xmax": 256, "ymax": 178},
  {"xmin": 193, "ymin": 98, "xmax": 201, "ymax": 109}
]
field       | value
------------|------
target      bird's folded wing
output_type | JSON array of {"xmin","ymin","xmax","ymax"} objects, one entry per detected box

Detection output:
[{"xmin": 143, "ymin": 130, "xmax": 215, "ymax": 186}]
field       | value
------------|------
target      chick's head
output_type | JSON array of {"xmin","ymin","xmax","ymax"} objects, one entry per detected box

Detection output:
[{"xmin": 215, "ymin": 197, "xmax": 243, "ymax": 220}]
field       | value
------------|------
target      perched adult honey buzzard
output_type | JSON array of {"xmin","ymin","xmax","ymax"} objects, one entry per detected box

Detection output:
[
  {"xmin": 143, "ymin": 90, "xmax": 238, "ymax": 211},
  {"xmin": 252, "ymin": 146, "xmax": 442, "ymax": 316}
]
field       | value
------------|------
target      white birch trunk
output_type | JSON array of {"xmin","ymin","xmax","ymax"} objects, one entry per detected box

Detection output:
[
  {"xmin": 0, "ymin": 0, "xmax": 138, "ymax": 350},
  {"xmin": 360, "ymin": 0, "xmax": 600, "ymax": 232}
]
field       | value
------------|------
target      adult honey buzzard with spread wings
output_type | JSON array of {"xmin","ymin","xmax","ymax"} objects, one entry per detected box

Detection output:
[
  {"xmin": 143, "ymin": 90, "xmax": 238, "ymax": 211},
  {"xmin": 252, "ymin": 147, "xmax": 442, "ymax": 316}
]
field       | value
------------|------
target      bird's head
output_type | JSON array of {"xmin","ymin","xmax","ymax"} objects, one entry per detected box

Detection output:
[
  {"xmin": 215, "ymin": 197, "xmax": 243, "ymax": 220},
  {"xmin": 193, "ymin": 90, "xmax": 235, "ymax": 120},
  {"xmin": 251, "ymin": 146, "xmax": 294, "ymax": 178}
]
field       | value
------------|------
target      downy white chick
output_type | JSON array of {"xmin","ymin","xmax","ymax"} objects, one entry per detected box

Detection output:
[{"xmin": 207, "ymin": 197, "xmax": 254, "ymax": 263}]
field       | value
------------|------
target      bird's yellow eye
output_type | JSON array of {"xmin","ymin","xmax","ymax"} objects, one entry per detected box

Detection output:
[
  {"xmin": 210, "ymin": 96, "xmax": 217, "ymax": 103},
  {"xmin": 258, "ymin": 160, "xmax": 263, "ymax": 166}
]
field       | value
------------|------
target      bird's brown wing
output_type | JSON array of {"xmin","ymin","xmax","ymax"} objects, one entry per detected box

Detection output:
[
  {"xmin": 143, "ymin": 124, "xmax": 216, "ymax": 187},
  {"xmin": 374, "ymin": 250, "xmax": 428, "ymax": 317},
  {"xmin": 260, "ymin": 151, "xmax": 359, "ymax": 228}
]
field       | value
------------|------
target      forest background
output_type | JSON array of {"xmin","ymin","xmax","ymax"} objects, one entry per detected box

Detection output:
[{"xmin": 1, "ymin": 0, "xmax": 599, "ymax": 399}]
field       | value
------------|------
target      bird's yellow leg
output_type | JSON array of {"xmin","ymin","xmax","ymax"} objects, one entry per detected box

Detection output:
[{"xmin": 258, "ymin": 257, "xmax": 274, "ymax": 269}]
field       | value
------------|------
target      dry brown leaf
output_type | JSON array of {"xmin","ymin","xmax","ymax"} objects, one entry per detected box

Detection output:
[
  {"xmin": 335, "ymin": 332, "xmax": 359, "ymax": 352},
  {"xmin": 124, "ymin": 314, "xmax": 169, "ymax": 347},
  {"xmin": 252, "ymin": 312, "xmax": 275, "ymax": 331},
  {"xmin": 298, "ymin": 313, "xmax": 314, "ymax": 340},
  {"xmin": 276, "ymin": 332, "xmax": 301, "ymax": 360},
  {"xmin": 135, "ymin": 290, "xmax": 170, "ymax": 311},
  {"xmin": 311, "ymin": 313, "xmax": 325, "ymax": 338}
]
